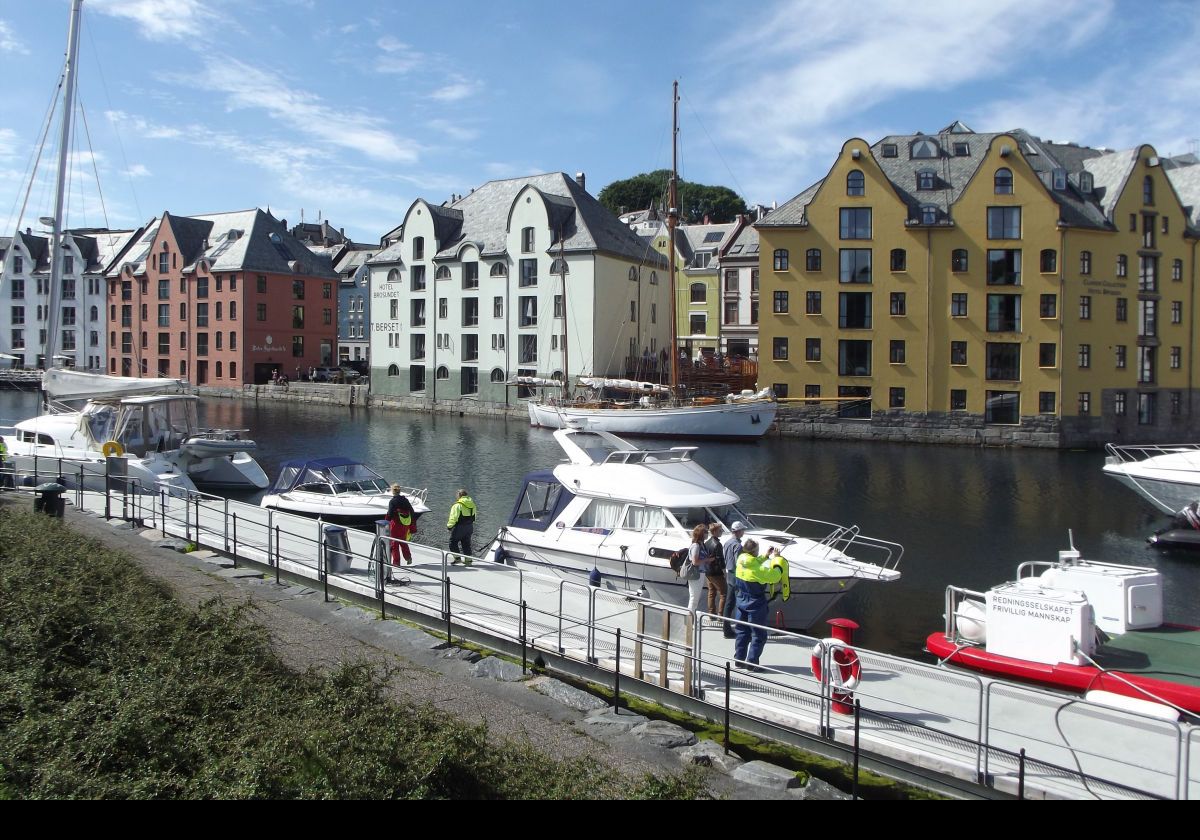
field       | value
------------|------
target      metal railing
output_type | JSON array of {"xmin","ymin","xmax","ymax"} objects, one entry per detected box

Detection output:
[{"xmin": 37, "ymin": 476, "xmax": 1200, "ymax": 800}]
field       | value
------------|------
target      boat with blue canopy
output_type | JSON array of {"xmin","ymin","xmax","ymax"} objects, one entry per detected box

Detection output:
[{"xmin": 260, "ymin": 457, "xmax": 429, "ymax": 525}]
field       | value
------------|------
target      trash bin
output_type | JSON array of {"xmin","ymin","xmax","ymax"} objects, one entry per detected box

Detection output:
[
  {"xmin": 323, "ymin": 525, "xmax": 351, "ymax": 575},
  {"xmin": 35, "ymin": 481, "xmax": 66, "ymax": 517}
]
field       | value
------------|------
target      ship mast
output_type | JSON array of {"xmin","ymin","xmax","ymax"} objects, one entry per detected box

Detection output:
[
  {"xmin": 43, "ymin": 0, "xmax": 84, "ymax": 378},
  {"xmin": 667, "ymin": 80, "xmax": 680, "ymax": 398}
]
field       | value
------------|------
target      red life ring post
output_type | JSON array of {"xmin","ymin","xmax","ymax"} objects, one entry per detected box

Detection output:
[{"xmin": 811, "ymin": 618, "xmax": 862, "ymax": 715}]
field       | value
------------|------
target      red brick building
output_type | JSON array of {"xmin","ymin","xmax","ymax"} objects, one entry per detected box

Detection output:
[{"xmin": 107, "ymin": 209, "xmax": 339, "ymax": 386}]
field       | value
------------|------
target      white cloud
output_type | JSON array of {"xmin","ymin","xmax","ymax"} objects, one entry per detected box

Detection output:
[
  {"xmin": 105, "ymin": 110, "xmax": 182, "ymax": 139},
  {"xmin": 88, "ymin": 0, "xmax": 224, "ymax": 41},
  {"xmin": 0, "ymin": 20, "xmax": 28, "ymax": 54},
  {"xmin": 375, "ymin": 36, "xmax": 423, "ymax": 74},
  {"xmin": 124, "ymin": 163, "xmax": 151, "ymax": 178},
  {"xmin": 427, "ymin": 119, "xmax": 479, "ymax": 143},
  {"xmin": 195, "ymin": 56, "xmax": 421, "ymax": 163},
  {"xmin": 0, "ymin": 128, "xmax": 19, "ymax": 159},
  {"xmin": 429, "ymin": 76, "xmax": 480, "ymax": 103}
]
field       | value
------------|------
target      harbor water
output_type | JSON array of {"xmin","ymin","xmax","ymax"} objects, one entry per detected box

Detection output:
[{"xmin": 4, "ymin": 389, "xmax": 1198, "ymax": 659}]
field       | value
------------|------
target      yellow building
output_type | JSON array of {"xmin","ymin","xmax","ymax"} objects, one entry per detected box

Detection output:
[{"xmin": 758, "ymin": 123, "xmax": 1200, "ymax": 447}]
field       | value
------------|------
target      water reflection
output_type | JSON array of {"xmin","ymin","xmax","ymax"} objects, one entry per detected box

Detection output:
[{"xmin": 2, "ymin": 390, "xmax": 1194, "ymax": 657}]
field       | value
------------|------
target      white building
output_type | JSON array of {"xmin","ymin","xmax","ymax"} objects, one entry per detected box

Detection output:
[
  {"xmin": 0, "ymin": 228, "xmax": 135, "ymax": 371},
  {"xmin": 368, "ymin": 173, "xmax": 670, "ymax": 404},
  {"xmin": 716, "ymin": 218, "xmax": 761, "ymax": 359}
]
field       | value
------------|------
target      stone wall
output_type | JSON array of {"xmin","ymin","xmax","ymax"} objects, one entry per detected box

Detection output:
[{"xmin": 772, "ymin": 404, "xmax": 1063, "ymax": 448}]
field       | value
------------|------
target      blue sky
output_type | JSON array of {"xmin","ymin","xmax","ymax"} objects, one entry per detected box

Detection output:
[{"xmin": 1, "ymin": 0, "xmax": 1197, "ymax": 245}]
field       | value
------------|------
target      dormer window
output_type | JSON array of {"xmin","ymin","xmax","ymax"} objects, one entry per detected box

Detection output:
[
  {"xmin": 917, "ymin": 170, "xmax": 936, "ymax": 191},
  {"xmin": 920, "ymin": 205, "xmax": 938, "ymax": 225},
  {"xmin": 911, "ymin": 138, "xmax": 939, "ymax": 159},
  {"xmin": 846, "ymin": 170, "xmax": 865, "ymax": 196},
  {"xmin": 953, "ymin": 142, "xmax": 970, "ymax": 157},
  {"xmin": 1052, "ymin": 168, "xmax": 1067, "ymax": 191},
  {"xmin": 1079, "ymin": 171, "xmax": 1093, "ymax": 193},
  {"xmin": 881, "ymin": 143, "xmax": 898, "ymax": 158}
]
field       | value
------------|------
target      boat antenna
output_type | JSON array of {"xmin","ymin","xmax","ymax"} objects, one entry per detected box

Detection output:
[{"xmin": 667, "ymin": 80, "xmax": 680, "ymax": 400}]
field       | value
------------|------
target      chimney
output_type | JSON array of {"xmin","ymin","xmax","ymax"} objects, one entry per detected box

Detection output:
[
  {"xmin": 281, "ymin": 219, "xmax": 287, "ymax": 230},
  {"xmin": 575, "ymin": 172, "xmax": 586, "ymax": 191}
]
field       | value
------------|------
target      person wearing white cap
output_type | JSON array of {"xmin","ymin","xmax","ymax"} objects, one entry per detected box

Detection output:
[{"xmin": 721, "ymin": 521, "xmax": 747, "ymax": 638}]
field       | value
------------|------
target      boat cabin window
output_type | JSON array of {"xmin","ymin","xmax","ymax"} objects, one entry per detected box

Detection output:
[
  {"xmin": 621, "ymin": 505, "xmax": 668, "ymax": 533},
  {"xmin": 576, "ymin": 500, "xmax": 624, "ymax": 533},
  {"xmin": 20, "ymin": 431, "xmax": 55, "ymax": 446},
  {"xmin": 708, "ymin": 504, "xmax": 755, "ymax": 531},
  {"xmin": 669, "ymin": 508, "xmax": 714, "ymax": 530},
  {"xmin": 84, "ymin": 404, "xmax": 117, "ymax": 444},
  {"xmin": 514, "ymin": 480, "xmax": 565, "ymax": 528},
  {"xmin": 297, "ymin": 482, "xmax": 334, "ymax": 495}
]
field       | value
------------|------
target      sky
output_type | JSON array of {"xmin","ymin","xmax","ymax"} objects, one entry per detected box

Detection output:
[{"xmin": 0, "ymin": 0, "xmax": 1197, "ymax": 245}]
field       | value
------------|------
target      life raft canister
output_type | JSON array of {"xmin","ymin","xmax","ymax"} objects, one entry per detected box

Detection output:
[
  {"xmin": 811, "ymin": 637, "xmax": 862, "ymax": 691},
  {"xmin": 101, "ymin": 440, "xmax": 125, "ymax": 457}
]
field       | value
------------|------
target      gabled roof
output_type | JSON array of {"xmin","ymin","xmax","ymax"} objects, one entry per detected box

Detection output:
[{"xmin": 1166, "ymin": 161, "xmax": 1200, "ymax": 228}]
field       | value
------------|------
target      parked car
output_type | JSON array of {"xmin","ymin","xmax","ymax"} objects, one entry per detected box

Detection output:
[
  {"xmin": 312, "ymin": 367, "xmax": 340, "ymax": 382},
  {"xmin": 338, "ymin": 367, "xmax": 362, "ymax": 381}
]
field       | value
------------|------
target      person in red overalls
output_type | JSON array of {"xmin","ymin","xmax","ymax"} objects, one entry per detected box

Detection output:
[{"xmin": 387, "ymin": 484, "xmax": 415, "ymax": 566}]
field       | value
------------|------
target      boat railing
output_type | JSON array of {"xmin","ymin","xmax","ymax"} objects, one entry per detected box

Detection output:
[
  {"xmin": 749, "ymin": 513, "xmax": 904, "ymax": 572},
  {"xmin": 942, "ymin": 585, "xmax": 987, "ymax": 644},
  {"xmin": 1104, "ymin": 442, "xmax": 1200, "ymax": 464},
  {"xmin": 192, "ymin": 427, "xmax": 253, "ymax": 441}
]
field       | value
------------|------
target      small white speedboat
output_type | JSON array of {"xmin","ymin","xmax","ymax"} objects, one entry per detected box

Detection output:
[
  {"xmin": 260, "ymin": 458, "xmax": 430, "ymax": 525},
  {"xmin": 1102, "ymin": 443, "xmax": 1200, "ymax": 515}
]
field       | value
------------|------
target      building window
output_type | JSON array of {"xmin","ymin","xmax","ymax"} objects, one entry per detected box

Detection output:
[
  {"xmin": 1113, "ymin": 391, "xmax": 1128, "ymax": 417},
  {"xmin": 1163, "ymin": 216, "xmax": 1170, "ymax": 235},
  {"xmin": 689, "ymin": 313, "xmax": 705, "ymax": 335},
  {"xmin": 1116, "ymin": 254, "xmax": 1127, "ymax": 278},
  {"xmin": 839, "ymin": 249, "xmax": 872, "ymax": 284},
  {"xmin": 951, "ymin": 293, "xmax": 968, "ymax": 317},
  {"xmin": 773, "ymin": 249, "xmax": 789, "ymax": 271},
  {"xmin": 889, "ymin": 340, "xmax": 905, "ymax": 364},
  {"xmin": 837, "ymin": 385, "xmax": 872, "ymax": 418},
  {"xmin": 1139, "ymin": 299, "xmax": 1157, "ymax": 337},
  {"xmin": 519, "ymin": 296, "xmax": 537, "ymax": 327},
  {"xmin": 1172, "ymin": 301, "xmax": 1183, "ymax": 324},
  {"xmin": 773, "ymin": 291, "xmax": 788, "ymax": 314},
  {"xmin": 1116, "ymin": 297, "xmax": 1127, "ymax": 323},
  {"xmin": 950, "ymin": 341, "xmax": 967, "ymax": 366},
  {"xmin": 889, "ymin": 292, "xmax": 906, "ymax": 316},
  {"xmin": 987, "ymin": 207, "xmax": 1021, "ymax": 239},
  {"xmin": 1143, "ymin": 215, "xmax": 1156, "ymax": 249},
  {"xmin": 1138, "ymin": 393, "xmax": 1157, "ymax": 426},
  {"xmin": 916, "ymin": 170, "xmax": 936, "ymax": 191},
  {"xmin": 292, "ymin": 335, "xmax": 304, "ymax": 357},
  {"xmin": 411, "ymin": 265, "xmax": 426, "ymax": 290},
  {"xmin": 518, "ymin": 334, "xmax": 538, "ymax": 364},
  {"xmin": 1115, "ymin": 345, "xmax": 1127, "ymax": 369},
  {"xmin": 413, "ymin": 237, "xmax": 424, "ymax": 260},
  {"xmin": 436, "ymin": 365, "xmax": 449, "ymax": 380},
  {"xmin": 953, "ymin": 141, "xmax": 970, "ymax": 157},
  {"xmin": 1039, "ymin": 343, "xmax": 1057, "ymax": 368},
  {"xmin": 846, "ymin": 170, "xmax": 865, "ymax": 196},
  {"xmin": 292, "ymin": 306, "xmax": 304, "ymax": 329},
  {"xmin": 804, "ymin": 249, "xmax": 821, "ymax": 271},
  {"xmin": 724, "ymin": 301, "xmax": 738, "ymax": 324},
  {"xmin": 521, "ymin": 227, "xmax": 535, "ymax": 253},
  {"xmin": 292, "ymin": 280, "xmax": 305, "ymax": 300},
  {"xmin": 690, "ymin": 283, "xmax": 706, "ymax": 304},
  {"xmin": 1143, "ymin": 175, "xmax": 1154, "ymax": 205},
  {"xmin": 1139, "ymin": 256, "xmax": 1157, "ymax": 291},
  {"xmin": 920, "ymin": 205, "xmax": 938, "ymax": 225},
  {"xmin": 994, "ymin": 168, "xmax": 1013, "ymax": 195},
  {"xmin": 493, "ymin": 296, "xmax": 503, "ymax": 319},
  {"xmin": 462, "ymin": 334, "xmax": 479, "ymax": 362},
  {"xmin": 1079, "ymin": 392, "xmax": 1091, "ymax": 414},
  {"xmin": 804, "ymin": 338, "xmax": 820, "ymax": 361},
  {"xmin": 462, "ymin": 297, "xmax": 479, "ymax": 327},
  {"xmin": 986, "ymin": 294, "xmax": 1020, "ymax": 332},
  {"xmin": 838, "ymin": 292, "xmax": 872, "ymax": 328},
  {"xmin": 1078, "ymin": 344, "xmax": 1090, "ymax": 368},
  {"xmin": 986, "ymin": 249, "xmax": 1021, "ymax": 285},
  {"xmin": 1039, "ymin": 249, "xmax": 1057, "ymax": 273},
  {"xmin": 1039, "ymin": 392, "xmax": 1056, "ymax": 414},
  {"xmin": 1080, "ymin": 251, "xmax": 1092, "ymax": 275},
  {"xmin": 1079, "ymin": 296, "xmax": 1091, "ymax": 320},
  {"xmin": 411, "ymin": 299, "xmax": 426, "ymax": 326},
  {"xmin": 803, "ymin": 384, "xmax": 820, "ymax": 403},
  {"xmin": 519, "ymin": 259, "xmax": 537, "ymax": 287},
  {"xmin": 985, "ymin": 343, "xmax": 1020, "ymax": 380},
  {"xmin": 889, "ymin": 387, "xmax": 905, "ymax": 408},
  {"xmin": 839, "ymin": 208, "xmax": 872, "ymax": 239},
  {"xmin": 773, "ymin": 337, "xmax": 789, "ymax": 361},
  {"xmin": 985, "ymin": 391, "xmax": 1020, "ymax": 424},
  {"xmin": 1138, "ymin": 346, "xmax": 1157, "ymax": 385},
  {"xmin": 951, "ymin": 389, "xmax": 967, "ymax": 411},
  {"xmin": 882, "ymin": 143, "xmax": 898, "ymax": 158},
  {"xmin": 438, "ymin": 298, "xmax": 448, "ymax": 319},
  {"xmin": 1171, "ymin": 346, "xmax": 1181, "ymax": 369},
  {"xmin": 1173, "ymin": 259, "xmax": 1183, "ymax": 282},
  {"xmin": 1040, "ymin": 294, "xmax": 1057, "ymax": 319},
  {"xmin": 435, "ymin": 265, "xmax": 452, "ymax": 281},
  {"xmin": 838, "ymin": 340, "xmax": 871, "ymax": 376},
  {"xmin": 1172, "ymin": 391, "xmax": 1182, "ymax": 416},
  {"xmin": 890, "ymin": 249, "xmax": 906, "ymax": 272},
  {"xmin": 805, "ymin": 291, "xmax": 822, "ymax": 315}
]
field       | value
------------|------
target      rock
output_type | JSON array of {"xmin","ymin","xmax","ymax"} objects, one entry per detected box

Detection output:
[
  {"xmin": 110, "ymin": 521, "xmax": 138, "ymax": 531},
  {"xmin": 796, "ymin": 777, "xmax": 853, "ymax": 800},
  {"xmin": 201, "ymin": 556, "xmax": 235, "ymax": 569},
  {"xmin": 216, "ymin": 567, "xmax": 263, "ymax": 580},
  {"xmin": 154, "ymin": 538, "xmax": 192, "ymax": 552},
  {"xmin": 470, "ymin": 656, "xmax": 526, "ymax": 682},
  {"xmin": 677, "ymin": 739, "xmax": 744, "ymax": 773},
  {"xmin": 442, "ymin": 647, "xmax": 483, "ymax": 663},
  {"xmin": 579, "ymin": 707, "xmax": 647, "ymax": 736},
  {"xmin": 531, "ymin": 678, "xmax": 608, "ymax": 712},
  {"xmin": 629, "ymin": 720, "xmax": 697, "ymax": 749},
  {"xmin": 731, "ymin": 760, "xmax": 802, "ymax": 790}
]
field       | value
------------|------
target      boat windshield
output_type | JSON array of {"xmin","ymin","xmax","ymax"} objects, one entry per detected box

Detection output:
[
  {"xmin": 83, "ymin": 404, "xmax": 117, "ymax": 445},
  {"xmin": 325, "ymin": 462, "xmax": 387, "ymax": 494},
  {"xmin": 669, "ymin": 505, "xmax": 755, "ymax": 531}
]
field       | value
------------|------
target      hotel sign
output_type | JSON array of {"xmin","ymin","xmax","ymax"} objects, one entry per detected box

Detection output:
[{"xmin": 251, "ymin": 334, "xmax": 287, "ymax": 353}]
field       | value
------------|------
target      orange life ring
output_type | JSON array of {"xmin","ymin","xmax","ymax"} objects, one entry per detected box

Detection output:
[
  {"xmin": 811, "ymin": 638, "xmax": 861, "ymax": 691},
  {"xmin": 101, "ymin": 440, "xmax": 125, "ymax": 457}
]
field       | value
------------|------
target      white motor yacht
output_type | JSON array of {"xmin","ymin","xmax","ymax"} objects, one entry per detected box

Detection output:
[
  {"xmin": 260, "ymin": 458, "xmax": 430, "ymax": 525},
  {"xmin": 487, "ymin": 428, "xmax": 902, "ymax": 629},
  {"xmin": 1102, "ymin": 443, "xmax": 1200, "ymax": 515}
]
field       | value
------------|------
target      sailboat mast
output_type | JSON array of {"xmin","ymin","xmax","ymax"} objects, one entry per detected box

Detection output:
[
  {"xmin": 667, "ymin": 80, "xmax": 680, "ymax": 396},
  {"xmin": 45, "ymin": 0, "xmax": 84, "ymax": 373},
  {"xmin": 559, "ymin": 226, "xmax": 569, "ymax": 399}
]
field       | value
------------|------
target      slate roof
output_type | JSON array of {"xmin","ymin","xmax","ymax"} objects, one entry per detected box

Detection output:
[
  {"xmin": 721, "ymin": 222, "xmax": 759, "ymax": 260},
  {"xmin": 1166, "ymin": 162, "xmax": 1200, "ymax": 228}
]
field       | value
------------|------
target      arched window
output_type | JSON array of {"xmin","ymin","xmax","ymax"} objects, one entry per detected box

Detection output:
[
  {"xmin": 387, "ymin": 268, "xmax": 400, "ymax": 283},
  {"xmin": 490, "ymin": 368, "xmax": 505, "ymax": 383},
  {"xmin": 412, "ymin": 237, "xmax": 424, "ymax": 260},
  {"xmin": 649, "ymin": 271, "xmax": 658, "ymax": 285},
  {"xmin": 387, "ymin": 364, "xmax": 400, "ymax": 376},
  {"xmin": 551, "ymin": 259, "xmax": 569, "ymax": 275},
  {"xmin": 229, "ymin": 362, "xmax": 237, "ymax": 380},
  {"xmin": 215, "ymin": 361, "xmax": 223, "ymax": 378},
  {"xmin": 89, "ymin": 305, "xmax": 98, "ymax": 322},
  {"xmin": 435, "ymin": 265, "xmax": 451, "ymax": 280},
  {"xmin": 773, "ymin": 249, "xmax": 789, "ymax": 271},
  {"xmin": 690, "ymin": 283, "xmax": 706, "ymax": 303},
  {"xmin": 628, "ymin": 266, "xmax": 638, "ymax": 282},
  {"xmin": 805, "ymin": 249, "xmax": 821, "ymax": 271},
  {"xmin": 951, "ymin": 249, "xmax": 968, "ymax": 272},
  {"xmin": 490, "ymin": 262, "xmax": 507, "ymax": 277},
  {"xmin": 994, "ymin": 168, "xmax": 1013, "ymax": 195},
  {"xmin": 1040, "ymin": 249, "xmax": 1057, "ymax": 273},
  {"xmin": 917, "ymin": 170, "xmax": 936, "ymax": 191},
  {"xmin": 1143, "ymin": 175, "xmax": 1154, "ymax": 205},
  {"xmin": 846, "ymin": 170, "xmax": 865, "ymax": 196},
  {"xmin": 890, "ymin": 249, "xmax": 907, "ymax": 272},
  {"xmin": 436, "ymin": 365, "xmax": 449, "ymax": 380}
]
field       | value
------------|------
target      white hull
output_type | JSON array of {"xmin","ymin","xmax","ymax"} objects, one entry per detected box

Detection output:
[
  {"xmin": 186, "ymin": 450, "xmax": 269, "ymax": 490},
  {"xmin": 1102, "ymin": 445, "xmax": 1200, "ymax": 515},
  {"xmin": 1102, "ymin": 466, "xmax": 1199, "ymax": 515},
  {"xmin": 527, "ymin": 399, "xmax": 776, "ymax": 439},
  {"xmin": 8, "ymin": 451, "xmax": 193, "ymax": 494},
  {"xmin": 261, "ymin": 491, "xmax": 429, "ymax": 523}
]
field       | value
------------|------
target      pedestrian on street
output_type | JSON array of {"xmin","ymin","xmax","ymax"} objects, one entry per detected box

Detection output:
[
  {"xmin": 721, "ymin": 521, "xmax": 747, "ymax": 638},
  {"xmin": 732, "ymin": 538, "xmax": 786, "ymax": 671},
  {"xmin": 705, "ymin": 522, "xmax": 728, "ymax": 623},
  {"xmin": 684, "ymin": 523, "xmax": 711, "ymax": 615},
  {"xmin": 386, "ymin": 484, "xmax": 415, "ymax": 570},
  {"xmin": 447, "ymin": 489, "xmax": 477, "ymax": 564}
]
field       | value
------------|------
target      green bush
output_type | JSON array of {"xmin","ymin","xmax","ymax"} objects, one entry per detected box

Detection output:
[{"xmin": 0, "ymin": 509, "xmax": 705, "ymax": 799}]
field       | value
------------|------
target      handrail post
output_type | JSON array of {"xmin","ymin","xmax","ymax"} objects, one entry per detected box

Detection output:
[
  {"xmin": 223, "ymin": 498, "xmax": 230, "ymax": 553},
  {"xmin": 853, "ymin": 699, "xmax": 861, "ymax": 800},
  {"xmin": 184, "ymin": 491, "xmax": 191, "ymax": 541},
  {"xmin": 231, "ymin": 512, "xmax": 238, "ymax": 568},
  {"xmin": 160, "ymin": 489, "xmax": 166, "ymax": 534},
  {"xmin": 443, "ymin": 552, "xmax": 452, "ymax": 645},
  {"xmin": 103, "ymin": 455, "xmax": 110, "ymax": 520},
  {"xmin": 613, "ymin": 626, "xmax": 621, "ymax": 709},
  {"xmin": 724, "ymin": 661, "xmax": 731, "ymax": 754},
  {"xmin": 194, "ymin": 495, "xmax": 201, "ymax": 544},
  {"xmin": 1018, "ymin": 748, "xmax": 1026, "ymax": 800},
  {"xmin": 521, "ymin": 600, "xmax": 528, "ymax": 674},
  {"xmin": 267, "ymin": 509, "xmax": 274, "ymax": 567},
  {"xmin": 274, "ymin": 524, "xmax": 281, "ymax": 585}
]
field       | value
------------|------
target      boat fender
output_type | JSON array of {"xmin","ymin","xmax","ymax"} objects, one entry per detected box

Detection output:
[
  {"xmin": 101, "ymin": 440, "xmax": 125, "ymax": 457},
  {"xmin": 811, "ymin": 638, "xmax": 861, "ymax": 691},
  {"xmin": 493, "ymin": 545, "xmax": 508, "ymax": 565}
]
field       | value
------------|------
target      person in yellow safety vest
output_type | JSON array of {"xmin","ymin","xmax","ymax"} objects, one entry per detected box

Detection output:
[
  {"xmin": 732, "ymin": 538, "xmax": 790, "ymax": 671},
  {"xmin": 386, "ymin": 484, "xmax": 416, "ymax": 573},
  {"xmin": 447, "ymin": 489, "xmax": 477, "ymax": 565}
]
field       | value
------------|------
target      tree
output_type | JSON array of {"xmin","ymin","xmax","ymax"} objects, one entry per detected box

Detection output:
[{"xmin": 598, "ymin": 170, "xmax": 747, "ymax": 224}]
